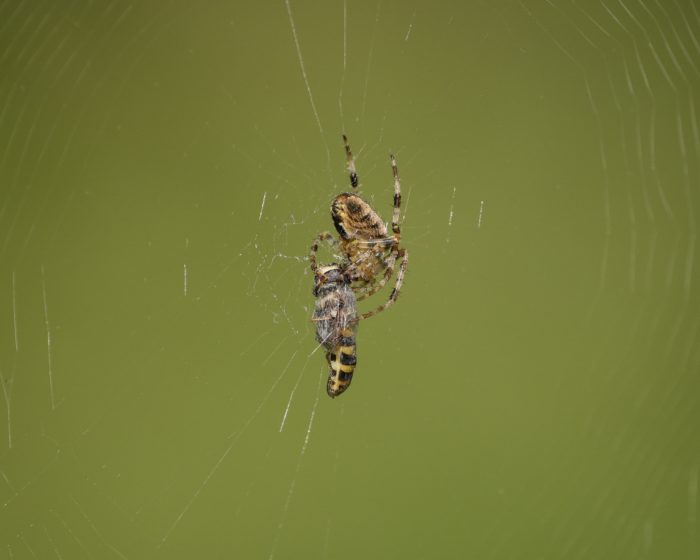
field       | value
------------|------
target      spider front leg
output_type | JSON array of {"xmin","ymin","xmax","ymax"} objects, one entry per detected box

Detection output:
[
  {"xmin": 309, "ymin": 232, "xmax": 338, "ymax": 273},
  {"xmin": 343, "ymin": 134, "xmax": 359, "ymax": 189},
  {"xmin": 360, "ymin": 248, "xmax": 408, "ymax": 320},
  {"xmin": 389, "ymin": 153, "xmax": 402, "ymax": 237}
]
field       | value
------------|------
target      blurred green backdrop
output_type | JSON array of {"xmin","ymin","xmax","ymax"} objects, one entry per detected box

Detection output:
[{"xmin": 1, "ymin": 1, "xmax": 699, "ymax": 558}]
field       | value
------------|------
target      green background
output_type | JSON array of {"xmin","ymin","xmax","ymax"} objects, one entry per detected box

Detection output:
[{"xmin": 1, "ymin": 1, "xmax": 699, "ymax": 558}]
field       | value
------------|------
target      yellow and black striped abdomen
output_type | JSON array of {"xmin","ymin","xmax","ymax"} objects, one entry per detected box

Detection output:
[{"xmin": 326, "ymin": 326, "xmax": 357, "ymax": 398}]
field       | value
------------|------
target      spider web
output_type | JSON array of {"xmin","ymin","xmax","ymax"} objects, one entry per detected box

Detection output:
[{"xmin": 1, "ymin": 1, "xmax": 699, "ymax": 558}]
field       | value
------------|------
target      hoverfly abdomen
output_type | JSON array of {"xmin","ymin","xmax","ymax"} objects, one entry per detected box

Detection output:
[{"xmin": 326, "ymin": 327, "xmax": 357, "ymax": 398}]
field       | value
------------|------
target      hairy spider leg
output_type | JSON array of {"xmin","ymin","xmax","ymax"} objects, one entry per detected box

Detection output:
[
  {"xmin": 309, "ymin": 231, "xmax": 338, "ymax": 274},
  {"xmin": 390, "ymin": 153, "xmax": 402, "ymax": 237},
  {"xmin": 342, "ymin": 134, "xmax": 359, "ymax": 189}
]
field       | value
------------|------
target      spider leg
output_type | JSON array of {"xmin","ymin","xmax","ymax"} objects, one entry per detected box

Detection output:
[
  {"xmin": 309, "ymin": 231, "xmax": 338, "ymax": 273},
  {"xmin": 350, "ymin": 237, "xmax": 396, "ymax": 249},
  {"xmin": 389, "ymin": 154, "xmax": 402, "ymax": 238},
  {"xmin": 342, "ymin": 134, "xmax": 359, "ymax": 189},
  {"xmin": 359, "ymin": 248, "xmax": 408, "ymax": 320}
]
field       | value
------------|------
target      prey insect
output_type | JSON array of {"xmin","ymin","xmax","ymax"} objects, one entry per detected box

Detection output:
[
  {"xmin": 310, "ymin": 260, "xmax": 357, "ymax": 398},
  {"xmin": 310, "ymin": 135, "xmax": 409, "ymax": 398}
]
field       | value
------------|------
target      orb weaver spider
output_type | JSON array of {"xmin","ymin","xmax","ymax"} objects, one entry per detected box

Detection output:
[{"xmin": 311, "ymin": 135, "xmax": 409, "ymax": 317}]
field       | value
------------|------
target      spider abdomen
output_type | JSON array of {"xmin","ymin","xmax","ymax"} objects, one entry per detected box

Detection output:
[{"xmin": 331, "ymin": 193, "xmax": 388, "ymax": 241}]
